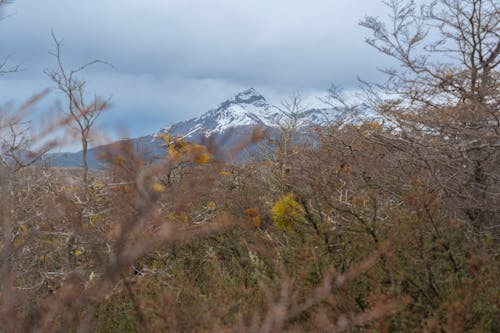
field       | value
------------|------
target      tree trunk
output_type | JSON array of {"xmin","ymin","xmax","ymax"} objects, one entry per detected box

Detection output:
[{"xmin": 82, "ymin": 137, "xmax": 88, "ymax": 184}]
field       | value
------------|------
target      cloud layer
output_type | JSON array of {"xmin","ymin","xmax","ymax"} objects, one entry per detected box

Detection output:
[{"xmin": 1, "ymin": 0, "xmax": 392, "ymax": 138}]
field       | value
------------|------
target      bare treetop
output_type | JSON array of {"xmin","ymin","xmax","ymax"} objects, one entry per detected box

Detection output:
[
  {"xmin": 360, "ymin": 0, "xmax": 499, "ymax": 108},
  {"xmin": 45, "ymin": 30, "xmax": 112, "ymax": 183}
]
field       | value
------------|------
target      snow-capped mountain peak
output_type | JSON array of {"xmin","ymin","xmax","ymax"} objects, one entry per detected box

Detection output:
[
  {"xmin": 159, "ymin": 88, "xmax": 376, "ymax": 142},
  {"xmin": 222, "ymin": 88, "xmax": 267, "ymax": 107},
  {"xmin": 47, "ymin": 89, "xmax": 380, "ymax": 167},
  {"xmin": 161, "ymin": 88, "xmax": 283, "ymax": 139}
]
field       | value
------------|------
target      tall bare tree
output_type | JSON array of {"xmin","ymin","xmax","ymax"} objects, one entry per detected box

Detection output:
[
  {"xmin": 356, "ymin": 0, "xmax": 499, "ymax": 230},
  {"xmin": 45, "ymin": 31, "xmax": 111, "ymax": 183}
]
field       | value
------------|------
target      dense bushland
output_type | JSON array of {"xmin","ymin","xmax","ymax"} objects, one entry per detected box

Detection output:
[
  {"xmin": 1, "ymin": 115, "xmax": 498, "ymax": 332},
  {"xmin": 1, "ymin": 0, "xmax": 499, "ymax": 332}
]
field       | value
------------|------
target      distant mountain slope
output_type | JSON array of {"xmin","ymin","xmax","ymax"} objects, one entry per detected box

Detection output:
[
  {"xmin": 159, "ymin": 88, "xmax": 349, "ymax": 140},
  {"xmin": 43, "ymin": 88, "xmax": 377, "ymax": 167},
  {"xmin": 43, "ymin": 135, "xmax": 165, "ymax": 169}
]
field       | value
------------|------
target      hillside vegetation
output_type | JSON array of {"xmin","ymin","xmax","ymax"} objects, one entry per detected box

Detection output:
[{"xmin": 1, "ymin": 0, "xmax": 499, "ymax": 332}]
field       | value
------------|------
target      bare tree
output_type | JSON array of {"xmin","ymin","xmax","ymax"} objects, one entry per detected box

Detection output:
[
  {"xmin": 0, "ymin": 92, "xmax": 56, "ymax": 172},
  {"xmin": 0, "ymin": 0, "xmax": 50, "ymax": 172},
  {"xmin": 274, "ymin": 93, "xmax": 304, "ymax": 192},
  {"xmin": 360, "ymin": 0, "xmax": 499, "ymax": 106},
  {"xmin": 354, "ymin": 0, "xmax": 500, "ymax": 231},
  {"xmin": 45, "ymin": 31, "xmax": 111, "ymax": 184}
]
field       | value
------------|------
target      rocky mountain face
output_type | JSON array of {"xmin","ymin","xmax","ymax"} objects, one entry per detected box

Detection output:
[
  {"xmin": 158, "ymin": 88, "xmax": 347, "ymax": 139},
  {"xmin": 42, "ymin": 88, "xmax": 374, "ymax": 167}
]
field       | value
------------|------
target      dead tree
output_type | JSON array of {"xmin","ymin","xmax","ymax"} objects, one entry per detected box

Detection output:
[{"xmin": 45, "ymin": 31, "xmax": 110, "ymax": 184}]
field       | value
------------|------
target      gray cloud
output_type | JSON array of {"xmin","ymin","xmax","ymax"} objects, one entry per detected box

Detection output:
[{"xmin": 1, "ymin": 0, "xmax": 394, "ymax": 139}]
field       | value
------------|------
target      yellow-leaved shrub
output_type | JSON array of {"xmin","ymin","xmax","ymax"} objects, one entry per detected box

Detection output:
[
  {"xmin": 271, "ymin": 193, "xmax": 304, "ymax": 229},
  {"xmin": 160, "ymin": 132, "xmax": 211, "ymax": 164}
]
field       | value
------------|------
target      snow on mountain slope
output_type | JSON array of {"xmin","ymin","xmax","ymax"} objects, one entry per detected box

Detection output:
[
  {"xmin": 160, "ymin": 89, "xmax": 279, "ymax": 139},
  {"xmin": 44, "ymin": 88, "xmax": 379, "ymax": 167},
  {"xmin": 159, "ymin": 88, "xmax": 353, "ymax": 140}
]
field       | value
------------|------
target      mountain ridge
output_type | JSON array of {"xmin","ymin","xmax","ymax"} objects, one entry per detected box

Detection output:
[
  {"xmin": 158, "ymin": 88, "xmax": 352, "ymax": 140},
  {"xmin": 42, "ymin": 88, "xmax": 374, "ymax": 167}
]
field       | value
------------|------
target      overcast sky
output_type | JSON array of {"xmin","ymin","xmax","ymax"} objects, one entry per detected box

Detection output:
[{"xmin": 0, "ymin": 0, "xmax": 393, "ymax": 142}]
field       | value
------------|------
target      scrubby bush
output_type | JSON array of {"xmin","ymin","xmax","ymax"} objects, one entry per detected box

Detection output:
[{"xmin": 1, "ymin": 0, "xmax": 498, "ymax": 332}]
